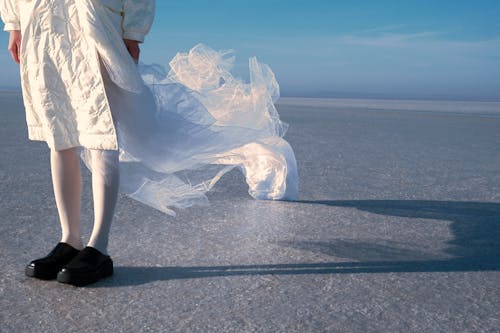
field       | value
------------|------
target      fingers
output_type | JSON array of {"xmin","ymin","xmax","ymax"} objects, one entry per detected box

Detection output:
[
  {"xmin": 8, "ymin": 46, "xmax": 20, "ymax": 64},
  {"xmin": 127, "ymin": 45, "xmax": 140, "ymax": 64},
  {"xmin": 14, "ymin": 40, "xmax": 21, "ymax": 64},
  {"xmin": 8, "ymin": 30, "xmax": 21, "ymax": 64},
  {"xmin": 124, "ymin": 39, "xmax": 140, "ymax": 64}
]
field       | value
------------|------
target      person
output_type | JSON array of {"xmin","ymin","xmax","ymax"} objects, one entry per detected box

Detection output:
[
  {"xmin": 1, "ymin": 0, "xmax": 156, "ymax": 286},
  {"xmin": 1, "ymin": 0, "xmax": 298, "ymax": 287}
]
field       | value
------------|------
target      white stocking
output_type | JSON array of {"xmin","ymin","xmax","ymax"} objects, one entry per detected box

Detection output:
[
  {"xmin": 86, "ymin": 149, "xmax": 120, "ymax": 255},
  {"xmin": 50, "ymin": 147, "xmax": 84, "ymax": 250}
]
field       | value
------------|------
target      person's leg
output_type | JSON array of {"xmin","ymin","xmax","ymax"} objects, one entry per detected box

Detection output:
[
  {"xmin": 86, "ymin": 149, "xmax": 120, "ymax": 255},
  {"xmin": 50, "ymin": 147, "xmax": 84, "ymax": 250},
  {"xmin": 25, "ymin": 147, "xmax": 84, "ymax": 279}
]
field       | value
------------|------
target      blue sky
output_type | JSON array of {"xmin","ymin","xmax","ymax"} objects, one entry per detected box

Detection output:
[{"xmin": 1, "ymin": 0, "xmax": 499, "ymax": 100}]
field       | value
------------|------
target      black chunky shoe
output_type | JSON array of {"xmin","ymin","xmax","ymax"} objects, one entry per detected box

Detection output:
[
  {"xmin": 25, "ymin": 243, "xmax": 81, "ymax": 280},
  {"xmin": 56, "ymin": 247, "xmax": 113, "ymax": 286}
]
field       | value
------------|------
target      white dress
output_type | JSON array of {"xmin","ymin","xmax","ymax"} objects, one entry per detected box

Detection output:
[
  {"xmin": 1, "ymin": 0, "xmax": 154, "ymax": 150},
  {"xmin": 1, "ymin": 0, "xmax": 299, "ymax": 215}
]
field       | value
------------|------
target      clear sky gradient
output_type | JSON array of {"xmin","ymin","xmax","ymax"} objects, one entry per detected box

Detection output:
[{"xmin": 1, "ymin": 0, "xmax": 499, "ymax": 100}]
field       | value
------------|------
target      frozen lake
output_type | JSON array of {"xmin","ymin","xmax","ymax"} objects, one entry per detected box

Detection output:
[{"xmin": 1, "ymin": 92, "xmax": 499, "ymax": 332}]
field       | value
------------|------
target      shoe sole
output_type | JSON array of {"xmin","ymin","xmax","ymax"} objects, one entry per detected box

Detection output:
[
  {"xmin": 25, "ymin": 266, "xmax": 59, "ymax": 280},
  {"xmin": 56, "ymin": 261, "xmax": 113, "ymax": 287},
  {"xmin": 24, "ymin": 243, "xmax": 81, "ymax": 280}
]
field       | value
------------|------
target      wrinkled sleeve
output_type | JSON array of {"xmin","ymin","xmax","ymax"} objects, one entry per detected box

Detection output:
[
  {"xmin": 122, "ymin": 0, "xmax": 155, "ymax": 42},
  {"xmin": 0, "ymin": 0, "xmax": 20, "ymax": 31}
]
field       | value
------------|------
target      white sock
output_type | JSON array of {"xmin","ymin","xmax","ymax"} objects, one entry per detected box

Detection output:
[
  {"xmin": 86, "ymin": 149, "xmax": 120, "ymax": 255},
  {"xmin": 50, "ymin": 147, "xmax": 84, "ymax": 250}
]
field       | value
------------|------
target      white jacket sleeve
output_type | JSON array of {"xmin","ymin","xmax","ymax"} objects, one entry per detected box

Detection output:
[
  {"xmin": 122, "ymin": 0, "xmax": 155, "ymax": 42},
  {"xmin": 0, "ymin": 0, "xmax": 20, "ymax": 31}
]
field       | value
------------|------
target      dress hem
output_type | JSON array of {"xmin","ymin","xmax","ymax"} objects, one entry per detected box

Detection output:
[{"xmin": 28, "ymin": 125, "xmax": 118, "ymax": 151}]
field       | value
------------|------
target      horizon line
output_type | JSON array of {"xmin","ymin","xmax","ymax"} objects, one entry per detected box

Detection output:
[{"xmin": 1, "ymin": 88, "xmax": 499, "ymax": 103}]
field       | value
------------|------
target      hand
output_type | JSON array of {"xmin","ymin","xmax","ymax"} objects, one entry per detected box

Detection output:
[
  {"xmin": 123, "ymin": 39, "xmax": 140, "ymax": 64},
  {"xmin": 8, "ymin": 30, "xmax": 22, "ymax": 64}
]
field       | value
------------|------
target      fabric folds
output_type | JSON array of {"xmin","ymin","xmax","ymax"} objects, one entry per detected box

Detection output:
[{"xmin": 83, "ymin": 44, "xmax": 299, "ymax": 215}]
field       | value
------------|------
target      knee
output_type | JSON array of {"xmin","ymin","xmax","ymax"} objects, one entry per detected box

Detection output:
[
  {"xmin": 90, "ymin": 149, "xmax": 119, "ymax": 170},
  {"xmin": 51, "ymin": 146, "xmax": 79, "ymax": 160},
  {"xmin": 52, "ymin": 146, "xmax": 78, "ymax": 153}
]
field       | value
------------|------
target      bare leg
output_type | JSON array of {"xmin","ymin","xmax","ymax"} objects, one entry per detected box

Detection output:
[
  {"xmin": 87, "ymin": 149, "xmax": 120, "ymax": 255},
  {"xmin": 50, "ymin": 147, "xmax": 84, "ymax": 250}
]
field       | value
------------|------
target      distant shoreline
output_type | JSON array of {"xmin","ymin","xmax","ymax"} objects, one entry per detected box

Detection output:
[
  {"xmin": 277, "ymin": 97, "xmax": 500, "ymax": 113},
  {"xmin": 280, "ymin": 95, "xmax": 500, "ymax": 103},
  {"xmin": 0, "ymin": 89, "xmax": 21, "ymax": 94},
  {"xmin": 2, "ymin": 90, "xmax": 499, "ymax": 115}
]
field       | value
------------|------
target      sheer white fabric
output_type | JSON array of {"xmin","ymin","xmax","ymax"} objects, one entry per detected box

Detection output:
[{"xmin": 83, "ymin": 44, "xmax": 299, "ymax": 216}]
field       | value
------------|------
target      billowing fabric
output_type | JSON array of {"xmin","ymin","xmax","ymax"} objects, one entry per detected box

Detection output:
[
  {"xmin": 0, "ymin": 0, "xmax": 154, "ymax": 150},
  {"xmin": 80, "ymin": 43, "xmax": 299, "ymax": 215},
  {"xmin": 1, "ymin": 0, "xmax": 299, "ymax": 215}
]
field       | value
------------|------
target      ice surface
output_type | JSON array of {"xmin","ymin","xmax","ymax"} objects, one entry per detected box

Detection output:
[{"xmin": 1, "ymin": 92, "xmax": 499, "ymax": 332}]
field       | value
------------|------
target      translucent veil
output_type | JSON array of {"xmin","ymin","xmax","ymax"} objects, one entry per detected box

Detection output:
[{"xmin": 82, "ymin": 44, "xmax": 299, "ymax": 216}]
